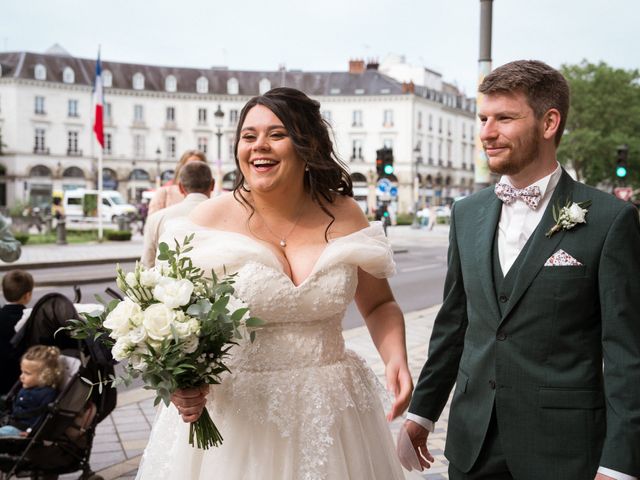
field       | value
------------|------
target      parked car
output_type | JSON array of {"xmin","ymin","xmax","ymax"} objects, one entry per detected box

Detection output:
[{"xmin": 63, "ymin": 189, "xmax": 136, "ymax": 222}]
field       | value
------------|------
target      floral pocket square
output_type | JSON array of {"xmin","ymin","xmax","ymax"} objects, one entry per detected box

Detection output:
[{"xmin": 544, "ymin": 249, "xmax": 583, "ymax": 267}]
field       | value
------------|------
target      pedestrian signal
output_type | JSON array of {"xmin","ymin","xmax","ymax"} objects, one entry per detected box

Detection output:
[{"xmin": 616, "ymin": 145, "xmax": 628, "ymax": 178}]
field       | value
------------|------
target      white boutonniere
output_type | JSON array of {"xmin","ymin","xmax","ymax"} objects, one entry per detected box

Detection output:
[{"xmin": 545, "ymin": 199, "xmax": 592, "ymax": 238}]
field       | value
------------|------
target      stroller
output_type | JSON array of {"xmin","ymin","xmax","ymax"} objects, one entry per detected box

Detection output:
[{"xmin": 0, "ymin": 293, "xmax": 116, "ymax": 479}]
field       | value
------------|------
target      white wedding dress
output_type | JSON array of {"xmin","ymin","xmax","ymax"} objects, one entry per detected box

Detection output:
[{"xmin": 136, "ymin": 221, "xmax": 405, "ymax": 480}]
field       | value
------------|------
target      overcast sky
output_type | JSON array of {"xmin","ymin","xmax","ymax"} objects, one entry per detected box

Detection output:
[{"xmin": 2, "ymin": 0, "xmax": 638, "ymax": 95}]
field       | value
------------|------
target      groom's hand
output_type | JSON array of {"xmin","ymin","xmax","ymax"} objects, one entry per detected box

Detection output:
[
  {"xmin": 171, "ymin": 385, "xmax": 210, "ymax": 423},
  {"xmin": 403, "ymin": 420, "xmax": 435, "ymax": 470}
]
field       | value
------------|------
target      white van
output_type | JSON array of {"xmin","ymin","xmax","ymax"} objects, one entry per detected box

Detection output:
[{"xmin": 63, "ymin": 189, "xmax": 136, "ymax": 221}]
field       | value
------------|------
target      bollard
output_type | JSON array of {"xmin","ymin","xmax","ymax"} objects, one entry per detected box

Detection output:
[
  {"xmin": 56, "ymin": 220, "xmax": 67, "ymax": 245},
  {"xmin": 117, "ymin": 215, "xmax": 130, "ymax": 232}
]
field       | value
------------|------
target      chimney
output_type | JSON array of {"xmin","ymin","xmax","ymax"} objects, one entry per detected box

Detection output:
[
  {"xmin": 402, "ymin": 81, "xmax": 415, "ymax": 94},
  {"xmin": 348, "ymin": 59, "xmax": 365, "ymax": 74},
  {"xmin": 366, "ymin": 58, "xmax": 379, "ymax": 70}
]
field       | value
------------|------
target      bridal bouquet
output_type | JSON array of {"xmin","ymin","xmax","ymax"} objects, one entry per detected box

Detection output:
[{"xmin": 62, "ymin": 234, "xmax": 261, "ymax": 449}]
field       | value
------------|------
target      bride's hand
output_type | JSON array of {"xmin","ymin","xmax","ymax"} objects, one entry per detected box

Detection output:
[
  {"xmin": 171, "ymin": 385, "xmax": 210, "ymax": 423},
  {"xmin": 385, "ymin": 357, "xmax": 413, "ymax": 421}
]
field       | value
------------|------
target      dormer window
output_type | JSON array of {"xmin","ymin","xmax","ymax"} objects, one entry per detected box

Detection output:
[
  {"xmin": 34, "ymin": 64, "xmax": 46, "ymax": 81},
  {"xmin": 196, "ymin": 76, "xmax": 208, "ymax": 94},
  {"xmin": 165, "ymin": 75, "xmax": 177, "ymax": 92},
  {"xmin": 133, "ymin": 72, "xmax": 145, "ymax": 90},
  {"xmin": 63, "ymin": 67, "xmax": 75, "ymax": 84},
  {"xmin": 259, "ymin": 78, "xmax": 271, "ymax": 95},
  {"xmin": 227, "ymin": 77, "xmax": 239, "ymax": 95},
  {"xmin": 0, "ymin": 64, "xmax": 3, "ymax": 77},
  {"xmin": 102, "ymin": 69, "xmax": 112, "ymax": 88}
]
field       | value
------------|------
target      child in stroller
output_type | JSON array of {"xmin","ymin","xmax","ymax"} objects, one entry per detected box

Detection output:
[
  {"xmin": 0, "ymin": 346, "xmax": 63, "ymax": 438},
  {"xmin": 0, "ymin": 292, "xmax": 115, "ymax": 480}
]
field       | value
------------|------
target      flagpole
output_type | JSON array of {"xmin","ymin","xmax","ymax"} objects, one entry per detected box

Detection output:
[{"xmin": 98, "ymin": 147, "xmax": 103, "ymax": 242}]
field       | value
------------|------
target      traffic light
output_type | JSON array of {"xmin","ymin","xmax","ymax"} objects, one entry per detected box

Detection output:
[
  {"xmin": 376, "ymin": 148, "xmax": 394, "ymax": 177},
  {"xmin": 616, "ymin": 145, "xmax": 628, "ymax": 179}
]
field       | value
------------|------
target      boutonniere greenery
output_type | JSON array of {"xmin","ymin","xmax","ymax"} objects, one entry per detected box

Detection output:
[{"xmin": 545, "ymin": 199, "xmax": 592, "ymax": 238}]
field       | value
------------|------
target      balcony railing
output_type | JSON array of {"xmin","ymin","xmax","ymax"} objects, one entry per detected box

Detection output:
[
  {"xmin": 67, "ymin": 149, "xmax": 83, "ymax": 156},
  {"xmin": 33, "ymin": 147, "xmax": 50, "ymax": 154}
]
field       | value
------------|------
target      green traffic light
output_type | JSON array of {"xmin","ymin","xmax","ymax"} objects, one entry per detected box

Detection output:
[
  {"xmin": 383, "ymin": 165, "xmax": 394, "ymax": 175},
  {"xmin": 616, "ymin": 166, "xmax": 628, "ymax": 178}
]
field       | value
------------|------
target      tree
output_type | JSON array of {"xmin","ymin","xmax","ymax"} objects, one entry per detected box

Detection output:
[{"xmin": 558, "ymin": 61, "xmax": 640, "ymax": 188}]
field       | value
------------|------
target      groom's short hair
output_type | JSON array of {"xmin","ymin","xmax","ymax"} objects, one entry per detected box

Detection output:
[
  {"xmin": 178, "ymin": 161, "xmax": 213, "ymax": 194},
  {"xmin": 479, "ymin": 60, "xmax": 570, "ymax": 146}
]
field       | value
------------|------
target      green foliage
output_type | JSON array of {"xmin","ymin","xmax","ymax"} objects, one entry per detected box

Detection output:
[
  {"xmin": 558, "ymin": 61, "xmax": 640, "ymax": 188},
  {"xmin": 105, "ymin": 229, "xmax": 132, "ymax": 241},
  {"xmin": 13, "ymin": 232, "xmax": 29, "ymax": 245}
]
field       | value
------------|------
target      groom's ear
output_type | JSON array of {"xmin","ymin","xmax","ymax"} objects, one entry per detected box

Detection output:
[{"xmin": 542, "ymin": 108, "xmax": 561, "ymax": 142}]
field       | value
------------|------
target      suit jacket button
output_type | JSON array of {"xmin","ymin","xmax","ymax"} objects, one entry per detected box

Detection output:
[
  {"xmin": 489, "ymin": 380, "xmax": 496, "ymax": 389},
  {"xmin": 499, "ymin": 295, "xmax": 508, "ymax": 303},
  {"xmin": 496, "ymin": 331, "xmax": 507, "ymax": 341}
]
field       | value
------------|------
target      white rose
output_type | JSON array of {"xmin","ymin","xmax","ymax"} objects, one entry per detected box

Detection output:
[
  {"xmin": 140, "ymin": 268, "xmax": 162, "ymax": 288},
  {"xmin": 142, "ymin": 303, "xmax": 176, "ymax": 341},
  {"xmin": 103, "ymin": 298, "xmax": 142, "ymax": 339},
  {"xmin": 567, "ymin": 203, "xmax": 587, "ymax": 224},
  {"xmin": 111, "ymin": 336, "xmax": 133, "ymax": 362},
  {"xmin": 126, "ymin": 326, "xmax": 147, "ymax": 345},
  {"xmin": 129, "ymin": 352, "xmax": 148, "ymax": 372},
  {"xmin": 125, "ymin": 271, "xmax": 137, "ymax": 288},
  {"xmin": 153, "ymin": 277, "xmax": 194, "ymax": 309},
  {"xmin": 180, "ymin": 335, "xmax": 199, "ymax": 354}
]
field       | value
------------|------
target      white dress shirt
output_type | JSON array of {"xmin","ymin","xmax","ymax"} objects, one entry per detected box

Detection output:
[{"xmin": 407, "ymin": 163, "xmax": 636, "ymax": 480}]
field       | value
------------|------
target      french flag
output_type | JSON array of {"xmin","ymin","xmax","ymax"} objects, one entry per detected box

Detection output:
[{"xmin": 93, "ymin": 51, "xmax": 104, "ymax": 148}]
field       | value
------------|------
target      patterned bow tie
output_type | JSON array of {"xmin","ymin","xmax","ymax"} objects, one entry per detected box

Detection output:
[{"xmin": 494, "ymin": 183, "xmax": 542, "ymax": 210}]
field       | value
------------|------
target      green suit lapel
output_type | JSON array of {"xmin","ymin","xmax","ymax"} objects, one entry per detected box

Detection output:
[
  {"xmin": 500, "ymin": 170, "xmax": 576, "ymax": 322},
  {"xmin": 475, "ymin": 193, "xmax": 503, "ymax": 321}
]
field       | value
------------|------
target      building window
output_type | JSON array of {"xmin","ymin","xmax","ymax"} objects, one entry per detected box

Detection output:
[
  {"xmin": 35, "ymin": 96, "xmax": 45, "ymax": 114},
  {"xmin": 229, "ymin": 109, "xmax": 239, "ymax": 125},
  {"xmin": 134, "ymin": 105, "xmax": 144, "ymax": 123},
  {"xmin": 259, "ymin": 78, "xmax": 271, "ymax": 95},
  {"xmin": 447, "ymin": 119, "xmax": 452, "ymax": 136},
  {"xmin": 104, "ymin": 103, "xmax": 112, "ymax": 121},
  {"xmin": 428, "ymin": 142, "xmax": 433, "ymax": 165},
  {"xmin": 104, "ymin": 133, "xmax": 113, "ymax": 155},
  {"xmin": 198, "ymin": 108, "xmax": 207, "ymax": 124},
  {"xmin": 351, "ymin": 139, "xmax": 363, "ymax": 160},
  {"xmin": 67, "ymin": 131, "xmax": 79, "ymax": 155},
  {"xmin": 166, "ymin": 106, "xmax": 175, "ymax": 122},
  {"xmin": 438, "ymin": 141, "xmax": 443, "ymax": 164},
  {"xmin": 352, "ymin": 110, "xmax": 363, "ymax": 127},
  {"xmin": 383, "ymin": 109, "xmax": 394, "ymax": 127},
  {"xmin": 68, "ymin": 99, "xmax": 79, "ymax": 117},
  {"xmin": 63, "ymin": 67, "xmax": 75, "ymax": 84},
  {"xmin": 428, "ymin": 114, "xmax": 433, "ymax": 131},
  {"xmin": 165, "ymin": 75, "xmax": 177, "ymax": 93},
  {"xmin": 227, "ymin": 78, "xmax": 239, "ymax": 95},
  {"xmin": 133, "ymin": 135, "xmax": 145, "ymax": 158},
  {"xmin": 102, "ymin": 70, "xmax": 112, "ymax": 88},
  {"xmin": 196, "ymin": 76, "xmax": 208, "ymax": 94},
  {"xmin": 438, "ymin": 117, "xmax": 443, "ymax": 134},
  {"xmin": 462, "ymin": 123, "xmax": 466, "ymax": 139},
  {"xmin": 133, "ymin": 72, "xmax": 145, "ymax": 90},
  {"xmin": 197, "ymin": 137, "xmax": 208, "ymax": 154},
  {"xmin": 166, "ymin": 136, "xmax": 176, "ymax": 159},
  {"xmin": 34, "ymin": 64, "xmax": 46, "ymax": 80},
  {"xmin": 34, "ymin": 128, "xmax": 47, "ymax": 153},
  {"xmin": 417, "ymin": 111, "xmax": 423, "ymax": 130}
]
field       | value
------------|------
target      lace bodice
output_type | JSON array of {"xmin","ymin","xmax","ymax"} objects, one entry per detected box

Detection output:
[{"xmin": 150, "ymin": 220, "xmax": 397, "ymax": 479}]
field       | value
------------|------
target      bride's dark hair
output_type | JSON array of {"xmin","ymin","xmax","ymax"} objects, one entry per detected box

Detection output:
[{"xmin": 232, "ymin": 87, "xmax": 353, "ymax": 238}]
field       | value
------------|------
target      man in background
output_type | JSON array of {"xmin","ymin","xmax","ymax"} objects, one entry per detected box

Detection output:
[{"xmin": 141, "ymin": 162, "xmax": 214, "ymax": 267}]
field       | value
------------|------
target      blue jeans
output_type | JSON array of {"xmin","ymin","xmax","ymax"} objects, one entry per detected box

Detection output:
[{"xmin": 0, "ymin": 425, "xmax": 24, "ymax": 437}]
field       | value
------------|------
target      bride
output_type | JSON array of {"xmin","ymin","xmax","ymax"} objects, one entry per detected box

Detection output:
[{"xmin": 136, "ymin": 87, "xmax": 413, "ymax": 479}]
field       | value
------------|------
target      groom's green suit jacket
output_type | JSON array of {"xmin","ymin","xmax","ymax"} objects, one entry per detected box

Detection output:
[{"xmin": 409, "ymin": 170, "xmax": 640, "ymax": 479}]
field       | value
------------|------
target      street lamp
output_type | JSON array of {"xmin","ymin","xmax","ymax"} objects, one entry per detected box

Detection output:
[
  {"xmin": 155, "ymin": 147, "xmax": 162, "ymax": 189},
  {"xmin": 214, "ymin": 105, "xmax": 225, "ymax": 195}
]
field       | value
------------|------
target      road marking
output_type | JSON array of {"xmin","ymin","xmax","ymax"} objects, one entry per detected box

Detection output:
[{"xmin": 400, "ymin": 264, "xmax": 441, "ymax": 273}]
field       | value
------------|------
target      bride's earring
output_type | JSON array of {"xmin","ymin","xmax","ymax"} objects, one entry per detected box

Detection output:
[{"xmin": 304, "ymin": 164, "xmax": 310, "ymax": 172}]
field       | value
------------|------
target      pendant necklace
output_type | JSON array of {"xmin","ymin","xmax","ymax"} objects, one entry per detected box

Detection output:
[{"xmin": 258, "ymin": 200, "xmax": 306, "ymax": 248}]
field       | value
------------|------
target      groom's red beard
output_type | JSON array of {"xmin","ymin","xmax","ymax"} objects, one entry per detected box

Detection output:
[{"xmin": 485, "ymin": 126, "xmax": 541, "ymax": 176}]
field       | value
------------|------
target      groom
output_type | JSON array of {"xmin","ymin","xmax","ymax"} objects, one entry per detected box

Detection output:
[{"xmin": 404, "ymin": 60, "xmax": 640, "ymax": 479}]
